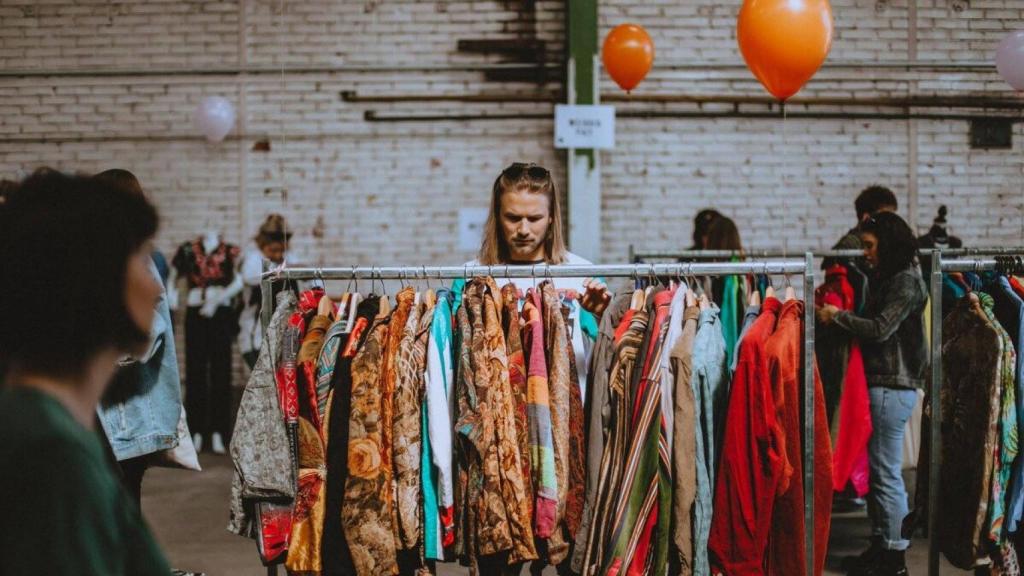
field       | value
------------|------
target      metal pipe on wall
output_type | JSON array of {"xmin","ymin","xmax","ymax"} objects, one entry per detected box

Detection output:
[
  {"xmin": 342, "ymin": 90, "xmax": 1024, "ymax": 110},
  {"xmin": 0, "ymin": 60, "xmax": 996, "ymax": 79},
  {"xmin": 362, "ymin": 110, "xmax": 1023, "ymax": 124}
]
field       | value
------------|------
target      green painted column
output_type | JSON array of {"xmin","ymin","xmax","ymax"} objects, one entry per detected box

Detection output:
[{"xmin": 565, "ymin": 0, "xmax": 601, "ymax": 261}]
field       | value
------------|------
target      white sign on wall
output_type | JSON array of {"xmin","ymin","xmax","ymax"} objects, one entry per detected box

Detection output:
[
  {"xmin": 458, "ymin": 207, "xmax": 489, "ymax": 252},
  {"xmin": 554, "ymin": 104, "xmax": 616, "ymax": 150}
]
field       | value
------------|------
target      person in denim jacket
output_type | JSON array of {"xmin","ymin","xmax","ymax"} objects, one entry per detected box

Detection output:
[
  {"xmin": 818, "ymin": 212, "xmax": 928, "ymax": 576},
  {"xmin": 94, "ymin": 170, "xmax": 189, "ymax": 507},
  {"xmin": 99, "ymin": 257, "xmax": 185, "ymax": 500}
]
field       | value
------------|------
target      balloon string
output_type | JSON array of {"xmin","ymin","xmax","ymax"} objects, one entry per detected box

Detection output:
[
  {"xmin": 782, "ymin": 102, "xmax": 789, "ymax": 259},
  {"xmin": 278, "ymin": 0, "xmax": 290, "ymax": 261}
]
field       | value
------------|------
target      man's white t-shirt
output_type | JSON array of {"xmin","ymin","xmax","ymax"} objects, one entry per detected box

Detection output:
[{"xmin": 462, "ymin": 251, "xmax": 594, "ymax": 297}]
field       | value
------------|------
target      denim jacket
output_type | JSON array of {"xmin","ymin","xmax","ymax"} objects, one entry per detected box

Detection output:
[
  {"xmin": 98, "ymin": 260, "xmax": 183, "ymax": 460},
  {"xmin": 834, "ymin": 265, "xmax": 928, "ymax": 389}
]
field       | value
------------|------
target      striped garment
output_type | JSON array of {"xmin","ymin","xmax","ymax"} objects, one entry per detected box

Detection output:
[
  {"xmin": 523, "ymin": 286, "xmax": 558, "ymax": 538},
  {"xmin": 602, "ymin": 289, "xmax": 675, "ymax": 576},
  {"xmin": 542, "ymin": 282, "xmax": 573, "ymax": 564},
  {"xmin": 581, "ymin": 307, "xmax": 648, "ymax": 576}
]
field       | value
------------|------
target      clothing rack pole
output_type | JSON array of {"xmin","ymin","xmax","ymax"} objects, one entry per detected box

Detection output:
[
  {"xmin": 630, "ymin": 247, "xmax": 1024, "ymax": 261},
  {"xmin": 927, "ymin": 250, "xmax": 943, "ymax": 576},
  {"xmin": 804, "ymin": 252, "xmax": 817, "ymax": 576},
  {"xmin": 258, "ymin": 267, "xmax": 279, "ymax": 576},
  {"xmin": 264, "ymin": 261, "xmax": 808, "ymax": 281}
]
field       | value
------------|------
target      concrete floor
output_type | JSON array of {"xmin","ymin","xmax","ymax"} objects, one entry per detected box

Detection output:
[{"xmin": 142, "ymin": 455, "xmax": 969, "ymax": 575}]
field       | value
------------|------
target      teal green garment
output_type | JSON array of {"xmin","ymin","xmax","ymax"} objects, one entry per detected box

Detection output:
[
  {"xmin": 0, "ymin": 386, "xmax": 172, "ymax": 576},
  {"xmin": 580, "ymin": 308, "xmax": 599, "ymax": 340},
  {"xmin": 720, "ymin": 274, "xmax": 741, "ymax": 368},
  {"xmin": 421, "ymin": 401, "xmax": 442, "ymax": 559}
]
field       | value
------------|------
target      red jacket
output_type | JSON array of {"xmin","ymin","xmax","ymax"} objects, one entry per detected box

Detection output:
[
  {"xmin": 709, "ymin": 297, "xmax": 786, "ymax": 575},
  {"xmin": 766, "ymin": 300, "xmax": 834, "ymax": 576},
  {"xmin": 816, "ymin": 265, "xmax": 872, "ymax": 497}
]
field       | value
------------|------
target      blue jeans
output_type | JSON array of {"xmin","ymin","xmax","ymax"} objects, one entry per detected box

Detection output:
[{"xmin": 868, "ymin": 387, "xmax": 918, "ymax": 551}]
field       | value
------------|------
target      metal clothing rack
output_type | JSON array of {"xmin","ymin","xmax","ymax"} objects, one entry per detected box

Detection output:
[
  {"xmin": 258, "ymin": 257, "xmax": 819, "ymax": 576},
  {"xmin": 630, "ymin": 247, "xmax": 1024, "ymax": 262},
  {"xmin": 926, "ymin": 250, "xmax": 1024, "ymax": 576}
]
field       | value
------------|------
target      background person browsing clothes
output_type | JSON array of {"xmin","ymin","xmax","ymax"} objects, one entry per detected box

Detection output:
[{"xmin": 817, "ymin": 212, "xmax": 928, "ymax": 576}]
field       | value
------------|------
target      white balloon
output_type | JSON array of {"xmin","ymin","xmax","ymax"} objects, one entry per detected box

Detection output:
[{"xmin": 193, "ymin": 96, "xmax": 236, "ymax": 143}]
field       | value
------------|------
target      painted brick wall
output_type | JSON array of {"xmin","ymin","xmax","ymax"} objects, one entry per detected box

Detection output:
[{"xmin": 1, "ymin": 0, "xmax": 1022, "ymax": 268}]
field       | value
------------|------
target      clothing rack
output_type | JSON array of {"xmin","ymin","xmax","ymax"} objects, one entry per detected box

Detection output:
[
  {"xmin": 630, "ymin": 247, "xmax": 1024, "ymax": 262},
  {"xmin": 258, "ymin": 256, "xmax": 819, "ymax": 576},
  {"xmin": 926, "ymin": 250, "xmax": 1024, "ymax": 576}
]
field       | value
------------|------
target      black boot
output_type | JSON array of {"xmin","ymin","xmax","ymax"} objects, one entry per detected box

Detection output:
[
  {"xmin": 843, "ymin": 536, "xmax": 883, "ymax": 573},
  {"xmin": 852, "ymin": 549, "xmax": 909, "ymax": 576}
]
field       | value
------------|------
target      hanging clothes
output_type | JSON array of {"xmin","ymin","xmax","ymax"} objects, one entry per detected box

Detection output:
[
  {"xmin": 669, "ymin": 304, "xmax": 700, "ymax": 576},
  {"xmin": 692, "ymin": 304, "xmax": 730, "ymax": 576},
  {"xmin": 992, "ymin": 278, "xmax": 1024, "ymax": 534},
  {"xmin": 424, "ymin": 290, "xmax": 456, "ymax": 559},
  {"xmin": 708, "ymin": 297, "xmax": 785, "ymax": 576},
  {"xmin": 392, "ymin": 297, "xmax": 425, "ymax": 552},
  {"xmin": 523, "ymin": 286, "xmax": 558, "ymax": 539},
  {"xmin": 602, "ymin": 288, "xmax": 674, "ymax": 576},
  {"xmin": 455, "ymin": 278, "xmax": 537, "ymax": 567},
  {"xmin": 582, "ymin": 306, "xmax": 649, "ymax": 576},
  {"xmin": 815, "ymin": 264, "xmax": 872, "ymax": 496},
  {"xmin": 938, "ymin": 294, "xmax": 1004, "ymax": 569},
  {"xmin": 572, "ymin": 293, "xmax": 633, "ymax": 574},
  {"xmin": 541, "ymin": 281, "xmax": 583, "ymax": 566},
  {"xmin": 979, "ymin": 292, "xmax": 1018, "ymax": 546},
  {"xmin": 716, "ymin": 274, "xmax": 744, "ymax": 369},
  {"xmin": 256, "ymin": 289, "xmax": 322, "ymax": 564},
  {"xmin": 501, "ymin": 283, "xmax": 535, "ymax": 536},
  {"xmin": 765, "ymin": 299, "xmax": 833, "ymax": 576},
  {"xmin": 323, "ymin": 295, "xmax": 378, "ymax": 576},
  {"xmin": 815, "ymin": 264, "xmax": 857, "ymax": 429},
  {"xmin": 730, "ymin": 302, "xmax": 760, "ymax": 373},
  {"xmin": 285, "ymin": 308, "xmax": 334, "ymax": 574},
  {"xmin": 228, "ymin": 291, "xmax": 297, "ymax": 542},
  {"xmin": 342, "ymin": 307, "xmax": 399, "ymax": 576},
  {"xmin": 659, "ymin": 286, "xmax": 688, "ymax": 451}
]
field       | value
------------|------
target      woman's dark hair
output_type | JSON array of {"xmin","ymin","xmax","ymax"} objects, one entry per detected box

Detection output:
[
  {"xmin": 255, "ymin": 213, "xmax": 292, "ymax": 247},
  {"xmin": 704, "ymin": 215, "xmax": 743, "ymax": 253},
  {"xmin": 0, "ymin": 168, "xmax": 159, "ymax": 379},
  {"xmin": 860, "ymin": 211, "xmax": 918, "ymax": 280},
  {"xmin": 94, "ymin": 168, "xmax": 144, "ymax": 196},
  {"xmin": 692, "ymin": 209, "xmax": 722, "ymax": 249}
]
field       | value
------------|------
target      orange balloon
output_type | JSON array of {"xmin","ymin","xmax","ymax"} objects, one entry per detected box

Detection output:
[
  {"xmin": 603, "ymin": 24, "xmax": 654, "ymax": 93},
  {"xmin": 737, "ymin": 0, "xmax": 834, "ymax": 101}
]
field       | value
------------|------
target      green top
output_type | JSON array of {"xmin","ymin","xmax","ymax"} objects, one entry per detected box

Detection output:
[{"xmin": 0, "ymin": 386, "xmax": 171, "ymax": 576}]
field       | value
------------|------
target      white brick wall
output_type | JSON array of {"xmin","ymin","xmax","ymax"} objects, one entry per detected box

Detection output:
[{"xmin": 1, "ymin": 0, "xmax": 1022, "ymax": 269}]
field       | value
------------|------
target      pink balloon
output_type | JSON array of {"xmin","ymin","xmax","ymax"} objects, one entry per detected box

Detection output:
[
  {"xmin": 996, "ymin": 30, "xmax": 1024, "ymax": 91},
  {"xmin": 193, "ymin": 96, "xmax": 236, "ymax": 143}
]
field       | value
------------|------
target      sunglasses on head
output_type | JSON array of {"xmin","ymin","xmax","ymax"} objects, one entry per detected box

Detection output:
[{"xmin": 502, "ymin": 162, "xmax": 550, "ymax": 181}]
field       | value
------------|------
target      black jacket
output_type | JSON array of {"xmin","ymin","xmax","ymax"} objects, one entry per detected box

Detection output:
[{"xmin": 834, "ymin": 265, "xmax": 929, "ymax": 389}]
